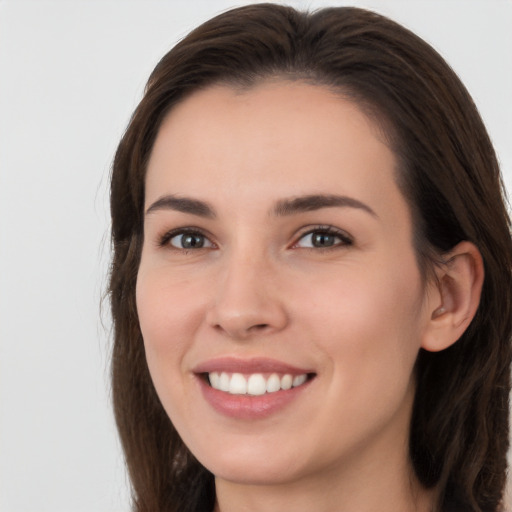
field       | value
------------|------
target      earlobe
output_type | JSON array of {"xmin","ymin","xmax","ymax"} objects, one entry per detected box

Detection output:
[{"xmin": 421, "ymin": 241, "xmax": 484, "ymax": 352}]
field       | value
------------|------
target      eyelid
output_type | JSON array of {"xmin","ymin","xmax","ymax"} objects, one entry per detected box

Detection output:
[
  {"xmin": 158, "ymin": 226, "xmax": 217, "ymax": 249},
  {"xmin": 155, "ymin": 224, "xmax": 352, "ymax": 251},
  {"xmin": 291, "ymin": 225, "xmax": 353, "ymax": 249}
]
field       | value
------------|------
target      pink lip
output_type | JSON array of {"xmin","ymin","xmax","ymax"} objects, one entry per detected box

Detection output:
[
  {"xmin": 193, "ymin": 356, "xmax": 312, "ymax": 376},
  {"xmin": 193, "ymin": 357, "xmax": 315, "ymax": 420}
]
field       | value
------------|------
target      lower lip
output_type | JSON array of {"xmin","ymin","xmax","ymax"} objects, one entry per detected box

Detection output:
[{"xmin": 197, "ymin": 376, "xmax": 312, "ymax": 420}]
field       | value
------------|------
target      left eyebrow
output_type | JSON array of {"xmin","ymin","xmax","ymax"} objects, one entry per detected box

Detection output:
[
  {"xmin": 145, "ymin": 195, "xmax": 216, "ymax": 218},
  {"xmin": 272, "ymin": 194, "xmax": 377, "ymax": 218}
]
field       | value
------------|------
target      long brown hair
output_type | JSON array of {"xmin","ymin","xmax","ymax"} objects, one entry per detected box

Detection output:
[{"xmin": 109, "ymin": 5, "xmax": 512, "ymax": 511}]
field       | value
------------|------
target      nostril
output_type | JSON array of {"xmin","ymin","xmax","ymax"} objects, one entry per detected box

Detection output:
[
  {"xmin": 252, "ymin": 323, "xmax": 269, "ymax": 331},
  {"xmin": 212, "ymin": 322, "xmax": 269, "ymax": 334}
]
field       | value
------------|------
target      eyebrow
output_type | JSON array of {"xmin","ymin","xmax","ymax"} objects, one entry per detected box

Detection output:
[
  {"xmin": 272, "ymin": 194, "xmax": 377, "ymax": 217},
  {"xmin": 145, "ymin": 193, "xmax": 377, "ymax": 219},
  {"xmin": 146, "ymin": 195, "xmax": 216, "ymax": 218}
]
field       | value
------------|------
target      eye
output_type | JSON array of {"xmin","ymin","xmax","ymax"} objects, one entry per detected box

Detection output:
[
  {"xmin": 160, "ymin": 229, "xmax": 215, "ymax": 250},
  {"xmin": 294, "ymin": 227, "xmax": 352, "ymax": 249}
]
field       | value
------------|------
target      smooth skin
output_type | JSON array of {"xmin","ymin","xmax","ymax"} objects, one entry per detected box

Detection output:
[{"xmin": 136, "ymin": 82, "xmax": 483, "ymax": 512}]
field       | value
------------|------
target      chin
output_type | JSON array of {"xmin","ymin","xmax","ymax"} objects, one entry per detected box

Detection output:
[{"xmin": 197, "ymin": 445, "xmax": 306, "ymax": 486}]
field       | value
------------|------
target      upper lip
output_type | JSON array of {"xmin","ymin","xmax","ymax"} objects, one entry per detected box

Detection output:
[{"xmin": 193, "ymin": 357, "xmax": 313, "ymax": 375}]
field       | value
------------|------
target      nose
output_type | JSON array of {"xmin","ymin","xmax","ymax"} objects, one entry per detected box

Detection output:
[{"xmin": 206, "ymin": 250, "xmax": 288, "ymax": 340}]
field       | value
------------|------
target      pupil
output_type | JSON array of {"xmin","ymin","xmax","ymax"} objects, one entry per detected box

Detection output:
[
  {"xmin": 313, "ymin": 233, "xmax": 334, "ymax": 247},
  {"xmin": 183, "ymin": 234, "xmax": 204, "ymax": 248}
]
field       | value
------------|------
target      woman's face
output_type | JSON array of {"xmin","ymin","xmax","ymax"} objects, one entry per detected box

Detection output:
[{"xmin": 137, "ymin": 82, "xmax": 435, "ymax": 486}]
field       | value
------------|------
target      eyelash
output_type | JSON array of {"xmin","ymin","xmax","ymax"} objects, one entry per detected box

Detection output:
[
  {"xmin": 157, "ymin": 225, "xmax": 353, "ymax": 251},
  {"xmin": 158, "ymin": 228, "xmax": 214, "ymax": 250},
  {"xmin": 292, "ymin": 225, "xmax": 353, "ymax": 250}
]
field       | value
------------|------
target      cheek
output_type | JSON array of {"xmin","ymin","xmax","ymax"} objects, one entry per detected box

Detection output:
[
  {"xmin": 135, "ymin": 267, "xmax": 202, "ymax": 396},
  {"xmin": 297, "ymin": 257, "xmax": 425, "ymax": 388},
  {"xmin": 136, "ymin": 265, "xmax": 205, "ymax": 349},
  {"xmin": 135, "ymin": 267, "xmax": 208, "ymax": 425}
]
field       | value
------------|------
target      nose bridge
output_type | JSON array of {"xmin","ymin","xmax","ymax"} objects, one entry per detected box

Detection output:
[{"xmin": 207, "ymin": 241, "xmax": 287, "ymax": 338}]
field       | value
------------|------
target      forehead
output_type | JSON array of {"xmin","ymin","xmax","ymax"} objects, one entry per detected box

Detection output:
[
  {"xmin": 151, "ymin": 81, "xmax": 390, "ymax": 160},
  {"xmin": 145, "ymin": 81, "xmax": 403, "ymax": 219}
]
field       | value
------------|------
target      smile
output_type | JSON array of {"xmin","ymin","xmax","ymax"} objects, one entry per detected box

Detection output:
[
  {"xmin": 194, "ymin": 357, "xmax": 316, "ymax": 419},
  {"xmin": 208, "ymin": 372, "xmax": 308, "ymax": 395}
]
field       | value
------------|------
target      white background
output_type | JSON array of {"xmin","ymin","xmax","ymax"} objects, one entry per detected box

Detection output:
[{"xmin": 0, "ymin": 1, "xmax": 511, "ymax": 511}]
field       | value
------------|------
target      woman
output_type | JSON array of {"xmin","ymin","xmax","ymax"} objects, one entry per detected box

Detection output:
[{"xmin": 109, "ymin": 4, "xmax": 512, "ymax": 512}]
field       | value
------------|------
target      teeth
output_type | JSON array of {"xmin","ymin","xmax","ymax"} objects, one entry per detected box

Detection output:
[
  {"xmin": 219, "ymin": 372, "xmax": 230, "ymax": 392},
  {"xmin": 281, "ymin": 374, "xmax": 292, "ymax": 390},
  {"xmin": 209, "ymin": 372, "xmax": 220, "ymax": 389},
  {"xmin": 247, "ymin": 374, "xmax": 267, "ymax": 395},
  {"xmin": 208, "ymin": 371, "xmax": 309, "ymax": 395},
  {"xmin": 266, "ymin": 373, "xmax": 281, "ymax": 393},
  {"xmin": 230, "ymin": 373, "xmax": 247, "ymax": 394},
  {"xmin": 293, "ymin": 374, "xmax": 307, "ymax": 387}
]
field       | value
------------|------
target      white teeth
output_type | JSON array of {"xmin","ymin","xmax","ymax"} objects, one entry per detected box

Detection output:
[
  {"xmin": 247, "ymin": 374, "xmax": 267, "ymax": 395},
  {"xmin": 208, "ymin": 371, "xmax": 309, "ymax": 395},
  {"xmin": 281, "ymin": 374, "xmax": 293, "ymax": 390},
  {"xmin": 219, "ymin": 372, "xmax": 230, "ymax": 392},
  {"xmin": 230, "ymin": 373, "xmax": 247, "ymax": 394},
  {"xmin": 293, "ymin": 374, "xmax": 307, "ymax": 387},
  {"xmin": 209, "ymin": 372, "xmax": 220, "ymax": 389},
  {"xmin": 266, "ymin": 373, "xmax": 281, "ymax": 393}
]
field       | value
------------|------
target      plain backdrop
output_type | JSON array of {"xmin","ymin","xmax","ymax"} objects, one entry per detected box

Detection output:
[{"xmin": 0, "ymin": 1, "xmax": 511, "ymax": 511}]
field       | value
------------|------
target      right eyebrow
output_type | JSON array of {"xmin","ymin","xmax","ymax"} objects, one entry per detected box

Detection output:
[
  {"xmin": 145, "ymin": 195, "xmax": 216, "ymax": 218},
  {"xmin": 272, "ymin": 193, "xmax": 377, "ymax": 218}
]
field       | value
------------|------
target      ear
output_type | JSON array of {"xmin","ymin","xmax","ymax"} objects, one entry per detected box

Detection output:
[{"xmin": 421, "ymin": 241, "xmax": 484, "ymax": 352}]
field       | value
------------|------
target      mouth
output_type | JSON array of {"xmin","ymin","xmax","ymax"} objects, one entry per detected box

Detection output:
[
  {"xmin": 204, "ymin": 371, "xmax": 314, "ymax": 395},
  {"xmin": 193, "ymin": 357, "xmax": 316, "ymax": 419}
]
